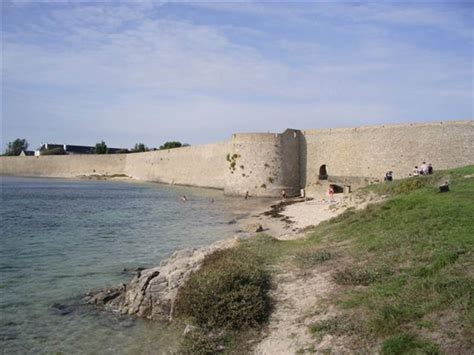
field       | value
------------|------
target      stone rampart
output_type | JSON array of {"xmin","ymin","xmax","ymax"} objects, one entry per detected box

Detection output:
[
  {"xmin": 301, "ymin": 120, "xmax": 474, "ymax": 191},
  {"xmin": 0, "ymin": 154, "xmax": 126, "ymax": 178},
  {"xmin": 224, "ymin": 130, "xmax": 301, "ymax": 197},
  {"xmin": 125, "ymin": 141, "xmax": 231, "ymax": 189},
  {"xmin": 1, "ymin": 120, "xmax": 472, "ymax": 197}
]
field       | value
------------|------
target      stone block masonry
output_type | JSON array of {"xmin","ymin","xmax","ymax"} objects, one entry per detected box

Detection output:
[{"xmin": 1, "ymin": 120, "xmax": 473, "ymax": 197}]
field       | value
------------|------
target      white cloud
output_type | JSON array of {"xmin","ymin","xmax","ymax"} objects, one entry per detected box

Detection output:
[{"xmin": 2, "ymin": 2, "xmax": 472, "ymax": 149}]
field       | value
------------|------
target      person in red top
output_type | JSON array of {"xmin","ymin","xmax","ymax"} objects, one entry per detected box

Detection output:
[{"xmin": 328, "ymin": 185, "xmax": 335, "ymax": 201}]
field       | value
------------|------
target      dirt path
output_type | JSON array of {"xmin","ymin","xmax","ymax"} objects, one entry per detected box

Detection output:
[{"xmin": 249, "ymin": 192, "xmax": 386, "ymax": 354}]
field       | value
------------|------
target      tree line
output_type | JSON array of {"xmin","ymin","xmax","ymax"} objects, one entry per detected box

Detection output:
[{"xmin": 2, "ymin": 139, "xmax": 189, "ymax": 156}]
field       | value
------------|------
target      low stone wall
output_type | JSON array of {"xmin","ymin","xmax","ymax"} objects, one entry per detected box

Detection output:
[
  {"xmin": 0, "ymin": 154, "xmax": 126, "ymax": 178},
  {"xmin": 0, "ymin": 141, "xmax": 232, "ymax": 190},
  {"xmin": 125, "ymin": 141, "xmax": 231, "ymax": 189}
]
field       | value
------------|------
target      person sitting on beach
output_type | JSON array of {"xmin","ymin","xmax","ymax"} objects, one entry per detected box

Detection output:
[
  {"xmin": 413, "ymin": 166, "xmax": 420, "ymax": 176},
  {"xmin": 181, "ymin": 195, "xmax": 188, "ymax": 202},
  {"xmin": 428, "ymin": 163, "xmax": 433, "ymax": 175},
  {"xmin": 384, "ymin": 171, "xmax": 393, "ymax": 182},
  {"xmin": 420, "ymin": 162, "xmax": 429, "ymax": 175}
]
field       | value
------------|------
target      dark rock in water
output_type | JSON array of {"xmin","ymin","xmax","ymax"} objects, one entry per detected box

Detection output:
[
  {"xmin": 136, "ymin": 267, "xmax": 146, "ymax": 272},
  {"xmin": 227, "ymin": 219, "xmax": 237, "ymax": 225},
  {"xmin": 50, "ymin": 302, "xmax": 74, "ymax": 316}
]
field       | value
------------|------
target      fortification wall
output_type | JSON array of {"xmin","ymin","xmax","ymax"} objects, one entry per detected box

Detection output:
[
  {"xmin": 125, "ymin": 141, "xmax": 231, "ymax": 189},
  {"xmin": 1, "ymin": 121, "xmax": 472, "ymax": 197},
  {"xmin": 302, "ymin": 121, "xmax": 474, "ymax": 190},
  {"xmin": 0, "ymin": 154, "xmax": 126, "ymax": 178},
  {"xmin": 224, "ymin": 130, "xmax": 301, "ymax": 197},
  {"xmin": 0, "ymin": 142, "xmax": 231, "ymax": 190}
]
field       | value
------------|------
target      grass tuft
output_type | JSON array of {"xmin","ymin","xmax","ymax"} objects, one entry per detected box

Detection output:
[
  {"xmin": 293, "ymin": 249, "xmax": 331, "ymax": 269},
  {"xmin": 333, "ymin": 266, "xmax": 391, "ymax": 286},
  {"xmin": 381, "ymin": 333, "xmax": 440, "ymax": 355}
]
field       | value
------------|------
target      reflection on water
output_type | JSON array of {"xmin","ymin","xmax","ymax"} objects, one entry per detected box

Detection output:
[{"xmin": 0, "ymin": 176, "xmax": 263, "ymax": 354}]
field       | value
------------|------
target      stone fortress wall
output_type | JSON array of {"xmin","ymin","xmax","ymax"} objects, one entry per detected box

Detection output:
[
  {"xmin": 301, "ymin": 120, "xmax": 474, "ymax": 193},
  {"xmin": 1, "ymin": 120, "xmax": 473, "ymax": 197},
  {"xmin": 224, "ymin": 130, "xmax": 301, "ymax": 197}
]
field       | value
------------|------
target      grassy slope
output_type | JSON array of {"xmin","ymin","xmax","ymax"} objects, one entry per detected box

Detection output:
[
  {"xmin": 179, "ymin": 166, "xmax": 473, "ymax": 353},
  {"xmin": 304, "ymin": 166, "xmax": 474, "ymax": 353}
]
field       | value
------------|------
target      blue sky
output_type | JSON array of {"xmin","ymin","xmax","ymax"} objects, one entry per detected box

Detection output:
[{"xmin": 1, "ymin": 1, "xmax": 473, "ymax": 150}]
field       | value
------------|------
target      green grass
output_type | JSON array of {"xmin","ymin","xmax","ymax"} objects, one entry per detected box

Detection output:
[
  {"xmin": 381, "ymin": 333, "xmax": 440, "ymax": 354},
  {"xmin": 178, "ymin": 166, "xmax": 474, "ymax": 353},
  {"xmin": 309, "ymin": 166, "xmax": 474, "ymax": 350}
]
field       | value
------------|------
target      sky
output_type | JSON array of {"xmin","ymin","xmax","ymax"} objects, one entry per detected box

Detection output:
[{"xmin": 1, "ymin": 0, "xmax": 473, "ymax": 150}]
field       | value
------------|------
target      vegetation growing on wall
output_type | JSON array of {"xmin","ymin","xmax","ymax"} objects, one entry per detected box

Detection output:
[{"xmin": 226, "ymin": 153, "xmax": 240, "ymax": 173}]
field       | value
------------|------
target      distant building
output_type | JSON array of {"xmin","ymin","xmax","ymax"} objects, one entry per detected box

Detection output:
[
  {"xmin": 35, "ymin": 143, "xmax": 126, "ymax": 156},
  {"xmin": 19, "ymin": 150, "xmax": 35, "ymax": 156}
]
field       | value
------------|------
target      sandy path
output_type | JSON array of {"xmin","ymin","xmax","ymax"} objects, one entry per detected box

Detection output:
[
  {"xmin": 248, "ymin": 192, "xmax": 384, "ymax": 354},
  {"xmin": 253, "ymin": 268, "xmax": 336, "ymax": 354}
]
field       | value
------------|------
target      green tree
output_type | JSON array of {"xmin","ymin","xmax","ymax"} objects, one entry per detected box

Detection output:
[
  {"xmin": 132, "ymin": 143, "xmax": 148, "ymax": 153},
  {"xmin": 4, "ymin": 138, "xmax": 29, "ymax": 156},
  {"xmin": 159, "ymin": 141, "xmax": 183, "ymax": 150},
  {"xmin": 94, "ymin": 141, "xmax": 108, "ymax": 154}
]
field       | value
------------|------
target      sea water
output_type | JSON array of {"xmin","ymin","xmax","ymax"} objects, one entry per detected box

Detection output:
[{"xmin": 0, "ymin": 176, "xmax": 262, "ymax": 354}]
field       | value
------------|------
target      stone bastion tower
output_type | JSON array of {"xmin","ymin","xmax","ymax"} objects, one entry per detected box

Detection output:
[{"xmin": 223, "ymin": 129, "xmax": 302, "ymax": 197}]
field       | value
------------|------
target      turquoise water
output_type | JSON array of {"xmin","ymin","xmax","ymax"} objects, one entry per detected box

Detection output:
[{"xmin": 0, "ymin": 177, "xmax": 257, "ymax": 354}]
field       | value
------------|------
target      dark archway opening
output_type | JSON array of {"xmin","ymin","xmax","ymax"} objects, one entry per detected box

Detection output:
[
  {"xmin": 319, "ymin": 164, "xmax": 328, "ymax": 180},
  {"xmin": 332, "ymin": 184, "xmax": 344, "ymax": 194}
]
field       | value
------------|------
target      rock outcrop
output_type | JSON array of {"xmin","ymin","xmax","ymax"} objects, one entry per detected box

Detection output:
[{"xmin": 85, "ymin": 238, "xmax": 237, "ymax": 321}]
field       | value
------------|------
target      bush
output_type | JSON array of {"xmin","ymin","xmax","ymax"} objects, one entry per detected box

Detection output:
[
  {"xmin": 174, "ymin": 248, "xmax": 271, "ymax": 331},
  {"xmin": 393, "ymin": 178, "xmax": 426, "ymax": 195},
  {"xmin": 180, "ymin": 328, "xmax": 222, "ymax": 354}
]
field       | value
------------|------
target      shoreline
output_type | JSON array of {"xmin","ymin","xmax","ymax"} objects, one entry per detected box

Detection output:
[{"xmin": 84, "ymin": 188, "xmax": 366, "ymax": 316}]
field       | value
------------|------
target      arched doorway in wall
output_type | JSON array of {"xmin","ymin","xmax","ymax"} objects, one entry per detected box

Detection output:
[{"xmin": 319, "ymin": 164, "xmax": 328, "ymax": 180}]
